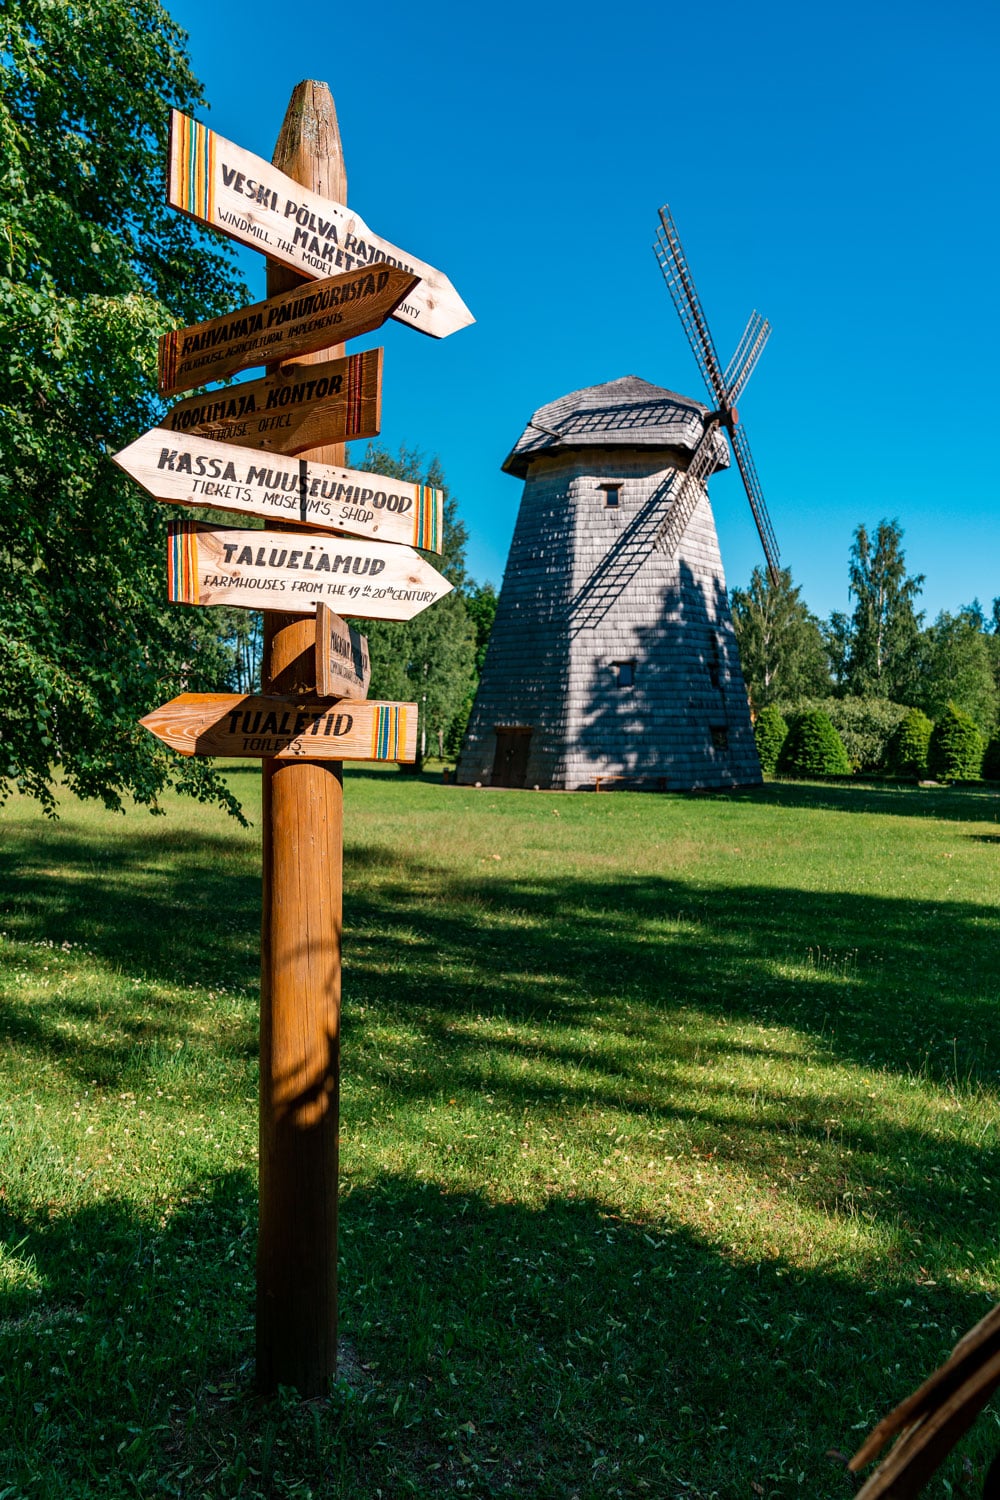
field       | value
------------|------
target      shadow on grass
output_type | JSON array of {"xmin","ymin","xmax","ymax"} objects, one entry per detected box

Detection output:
[
  {"xmin": 427, "ymin": 776, "xmax": 1000, "ymax": 823},
  {"xmin": 735, "ymin": 780, "xmax": 1000, "ymax": 823},
  {"xmin": 2, "ymin": 777, "xmax": 998, "ymax": 1492},
  {"xmin": 1, "ymin": 1169, "xmax": 996, "ymax": 1499},
  {"xmin": 1, "ymin": 797, "xmax": 998, "ymax": 1104}
]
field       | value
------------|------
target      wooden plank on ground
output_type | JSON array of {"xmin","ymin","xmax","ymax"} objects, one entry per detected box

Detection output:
[
  {"xmin": 851, "ymin": 1348, "xmax": 1000, "ymax": 1498},
  {"xmin": 315, "ymin": 604, "xmax": 371, "ymax": 699},
  {"xmin": 168, "ymin": 109, "xmax": 474, "ymax": 339},
  {"xmin": 141, "ymin": 693, "xmax": 415, "ymax": 761},
  {"xmin": 166, "ymin": 520, "xmax": 452, "ymax": 620},
  {"xmin": 158, "ymin": 270, "xmax": 413, "ymax": 395},
  {"xmin": 849, "ymin": 1303, "xmax": 1000, "ymax": 1498},
  {"xmin": 116, "ymin": 426, "xmax": 444, "ymax": 550},
  {"xmin": 160, "ymin": 350, "xmax": 382, "ymax": 454}
]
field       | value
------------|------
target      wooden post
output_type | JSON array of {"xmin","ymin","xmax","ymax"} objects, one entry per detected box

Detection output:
[{"xmin": 257, "ymin": 81, "xmax": 347, "ymax": 1396}]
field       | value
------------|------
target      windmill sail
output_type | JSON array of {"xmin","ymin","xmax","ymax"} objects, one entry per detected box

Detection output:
[{"xmin": 653, "ymin": 205, "xmax": 781, "ymax": 585}]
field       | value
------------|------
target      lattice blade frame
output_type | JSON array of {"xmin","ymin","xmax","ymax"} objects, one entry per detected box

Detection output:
[
  {"xmin": 729, "ymin": 421, "xmax": 781, "ymax": 584},
  {"xmin": 653, "ymin": 202, "xmax": 782, "ymax": 581},
  {"xmin": 723, "ymin": 311, "xmax": 771, "ymax": 406},
  {"xmin": 653, "ymin": 419, "xmax": 721, "ymax": 555},
  {"xmin": 654, "ymin": 207, "xmax": 728, "ymax": 408}
]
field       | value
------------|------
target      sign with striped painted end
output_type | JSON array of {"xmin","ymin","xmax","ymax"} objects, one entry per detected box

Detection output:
[
  {"xmin": 160, "ymin": 350, "xmax": 382, "ymax": 456},
  {"xmin": 166, "ymin": 521, "xmax": 452, "ymax": 621},
  {"xmin": 158, "ymin": 267, "xmax": 414, "ymax": 397},
  {"xmin": 117, "ymin": 428, "xmax": 444, "ymax": 551},
  {"xmin": 140, "ymin": 693, "xmax": 415, "ymax": 762},
  {"xmin": 168, "ymin": 110, "xmax": 473, "ymax": 340}
]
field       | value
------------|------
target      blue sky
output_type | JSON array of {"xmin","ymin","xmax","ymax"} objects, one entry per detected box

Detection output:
[{"xmin": 168, "ymin": 0, "xmax": 998, "ymax": 624}]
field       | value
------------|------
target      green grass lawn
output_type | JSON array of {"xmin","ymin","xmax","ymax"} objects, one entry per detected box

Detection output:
[{"xmin": 1, "ymin": 770, "xmax": 999, "ymax": 1499}]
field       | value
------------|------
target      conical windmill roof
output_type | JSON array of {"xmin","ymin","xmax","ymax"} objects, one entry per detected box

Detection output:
[{"xmin": 502, "ymin": 375, "xmax": 730, "ymax": 478}]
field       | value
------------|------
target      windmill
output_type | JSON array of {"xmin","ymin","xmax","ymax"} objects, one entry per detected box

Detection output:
[
  {"xmin": 455, "ymin": 207, "xmax": 776, "ymax": 792},
  {"xmin": 652, "ymin": 205, "xmax": 781, "ymax": 584}
]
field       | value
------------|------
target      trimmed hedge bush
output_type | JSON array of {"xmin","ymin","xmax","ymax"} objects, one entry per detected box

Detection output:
[
  {"xmin": 890, "ymin": 708, "xmax": 934, "ymax": 778},
  {"xmin": 927, "ymin": 704, "xmax": 984, "ymax": 781},
  {"xmin": 777, "ymin": 710, "xmax": 852, "ymax": 777},
  {"xmin": 983, "ymin": 735, "xmax": 1000, "ymax": 782},
  {"xmin": 776, "ymin": 697, "xmax": 908, "ymax": 772},
  {"xmin": 753, "ymin": 706, "xmax": 788, "ymax": 775}
]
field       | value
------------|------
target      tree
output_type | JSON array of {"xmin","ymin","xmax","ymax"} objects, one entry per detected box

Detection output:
[
  {"xmin": 928, "ymin": 704, "xmax": 984, "ymax": 782},
  {"xmin": 843, "ymin": 520, "xmax": 924, "ymax": 699},
  {"xmin": 777, "ymin": 710, "xmax": 852, "ymax": 778},
  {"xmin": 465, "ymin": 581, "xmax": 498, "ymax": 673},
  {"xmin": 753, "ymin": 705, "xmax": 788, "ymax": 774},
  {"xmin": 1, "ymin": 1, "xmax": 247, "ymax": 816},
  {"xmin": 918, "ymin": 606, "xmax": 999, "ymax": 737},
  {"xmin": 983, "ymin": 734, "xmax": 1000, "ymax": 782},
  {"xmin": 730, "ymin": 566, "xmax": 830, "ymax": 707},
  {"xmin": 352, "ymin": 442, "xmax": 477, "ymax": 760},
  {"xmin": 442, "ymin": 579, "xmax": 496, "ymax": 760},
  {"xmin": 822, "ymin": 611, "xmax": 852, "ymax": 695},
  {"xmin": 217, "ymin": 608, "xmax": 264, "ymax": 695},
  {"xmin": 890, "ymin": 707, "xmax": 933, "ymax": 778},
  {"xmin": 354, "ymin": 441, "xmax": 469, "ymax": 591}
]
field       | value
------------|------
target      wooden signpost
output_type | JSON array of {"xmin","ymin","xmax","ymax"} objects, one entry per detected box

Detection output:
[
  {"xmin": 168, "ymin": 108, "xmax": 474, "ymax": 339},
  {"xmin": 124, "ymin": 80, "xmax": 471, "ymax": 1397},
  {"xmin": 161, "ymin": 349, "xmax": 382, "ymax": 454},
  {"xmin": 315, "ymin": 605, "xmax": 371, "ymax": 699},
  {"xmin": 115, "ymin": 426, "xmax": 444, "ymax": 550},
  {"xmin": 165, "ymin": 520, "xmax": 452, "ymax": 618},
  {"xmin": 158, "ymin": 266, "xmax": 416, "ymax": 396},
  {"xmin": 141, "ymin": 693, "xmax": 410, "ymax": 760}
]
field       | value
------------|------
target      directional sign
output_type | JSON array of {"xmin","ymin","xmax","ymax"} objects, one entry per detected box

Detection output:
[
  {"xmin": 141, "ymin": 693, "xmax": 416, "ymax": 762},
  {"xmin": 167, "ymin": 521, "xmax": 452, "ymax": 621},
  {"xmin": 118, "ymin": 428, "xmax": 444, "ymax": 550},
  {"xmin": 316, "ymin": 605, "xmax": 371, "ymax": 700},
  {"xmin": 161, "ymin": 349, "xmax": 382, "ymax": 455},
  {"xmin": 158, "ymin": 267, "xmax": 415, "ymax": 396},
  {"xmin": 168, "ymin": 110, "xmax": 474, "ymax": 340}
]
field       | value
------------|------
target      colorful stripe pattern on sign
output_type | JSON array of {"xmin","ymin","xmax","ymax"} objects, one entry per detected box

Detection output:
[
  {"xmin": 371, "ymin": 704, "xmax": 407, "ymax": 760},
  {"xmin": 413, "ymin": 486, "xmax": 442, "ymax": 552},
  {"xmin": 167, "ymin": 522, "xmax": 200, "ymax": 604},
  {"xmin": 171, "ymin": 112, "xmax": 215, "ymax": 222}
]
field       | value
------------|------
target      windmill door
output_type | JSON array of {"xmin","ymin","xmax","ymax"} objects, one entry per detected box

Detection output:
[{"xmin": 492, "ymin": 727, "xmax": 532, "ymax": 788}]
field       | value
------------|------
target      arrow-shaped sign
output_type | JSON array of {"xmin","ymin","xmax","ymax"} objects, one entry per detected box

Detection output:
[
  {"xmin": 167, "ymin": 521, "xmax": 452, "ymax": 622},
  {"xmin": 158, "ymin": 267, "xmax": 415, "ymax": 397},
  {"xmin": 168, "ymin": 110, "xmax": 473, "ymax": 340},
  {"xmin": 141, "ymin": 693, "xmax": 415, "ymax": 761},
  {"xmin": 316, "ymin": 605, "xmax": 371, "ymax": 699},
  {"xmin": 161, "ymin": 349, "xmax": 382, "ymax": 455},
  {"xmin": 117, "ymin": 428, "xmax": 444, "ymax": 551}
]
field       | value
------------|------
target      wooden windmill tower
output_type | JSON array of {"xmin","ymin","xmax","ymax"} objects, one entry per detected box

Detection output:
[{"xmin": 456, "ymin": 207, "xmax": 781, "ymax": 792}]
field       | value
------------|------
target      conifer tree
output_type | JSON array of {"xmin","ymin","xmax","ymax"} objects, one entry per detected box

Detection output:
[
  {"xmin": 777, "ymin": 710, "xmax": 852, "ymax": 778},
  {"xmin": 891, "ymin": 707, "xmax": 933, "ymax": 778},
  {"xmin": 753, "ymin": 705, "xmax": 788, "ymax": 775},
  {"xmin": 928, "ymin": 705, "xmax": 984, "ymax": 782}
]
